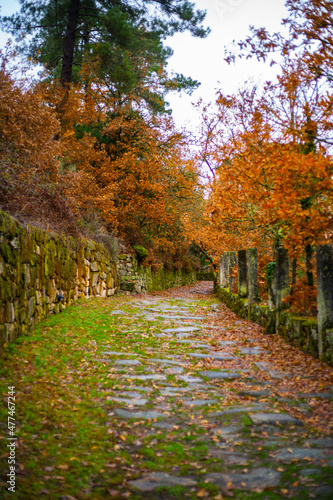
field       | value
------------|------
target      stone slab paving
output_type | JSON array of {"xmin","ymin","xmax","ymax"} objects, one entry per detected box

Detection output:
[
  {"xmin": 125, "ymin": 374, "xmax": 167, "ymax": 380},
  {"xmin": 199, "ymin": 370, "xmax": 242, "ymax": 379},
  {"xmin": 164, "ymin": 365, "xmax": 184, "ymax": 374},
  {"xmin": 92, "ymin": 282, "xmax": 333, "ymax": 499},
  {"xmin": 182, "ymin": 399, "xmax": 217, "ymax": 406},
  {"xmin": 114, "ymin": 359, "xmax": 141, "ymax": 366},
  {"xmin": 160, "ymin": 314, "xmax": 205, "ymax": 320},
  {"xmin": 147, "ymin": 358, "xmax": 185, "ymax": 366},
  {"xmin": 249, "ymin": 413, "xmax": 304, "ymax": 425},
  {"xmin": 128, "ymin": 472, "xmax": 196, "ymax": 491},
  {"xmin": 106, "ymin": 396, "xmax": 148, "ymax": 405},
  {"xmin": 205, "ymin": 468, "xmax": 281, "ymax": 492},
  {"xmin": 273, "ymin": 447, "xmax": 333, "ymax": 463},
  {"xmin": 115, "ymin": 409, "xmax": 167, "ymax": 419},
  {"xmin": 161, "ymin": 326, "xmax": 201, "ymax": 333},
  {"xmin": 110, "ymin": 309, "xmax": 127, "ymax": 315},
  {"xmin": 189, "ymin": 353, "xmax": 236, "ymax": 360},
  {"xmin": 212, "ymin": 405, "xmax": 269, "ymax": 415}
]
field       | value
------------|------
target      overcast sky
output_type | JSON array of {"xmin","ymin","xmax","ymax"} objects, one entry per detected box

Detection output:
[
  {"xmin": 165, "ymin": 0, "xmax": 288, "ymax": 131},
  {"xmin": 0, "ymin": 0, "xmax": 288, "ymax": 131}
]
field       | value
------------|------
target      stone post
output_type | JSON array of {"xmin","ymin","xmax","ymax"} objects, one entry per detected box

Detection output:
[
  {"xmin": 221, "ymin": 252, "xmax": 229, "ymax": 288},
  {"xmin": 275, "ymin": 246, "xmax": 290, "ymax": 307},
  {"xmin": 229, "ymin": 251, "xmax": 237, "ymax": 293},
  {"xmin": 219, "ymin": 255, "xmax": 223, "ymax": 286},
  {"xmin": 238, "ymin": 249, "xmax": 247, "ymax": 298},
  {"xmin": 267, "ymin": 265, "xmax": 277, "ymax": 309},
  {"xmin": 275, "ymin": 246, "xmax": 289, "ymax": 333},
  {"xmin": 248, "ymin": 248, "xmax": 259, "ymax": 310},
  {"xmin": 316, "ymin": 245, "xmax": 333, "ymax": 358}
]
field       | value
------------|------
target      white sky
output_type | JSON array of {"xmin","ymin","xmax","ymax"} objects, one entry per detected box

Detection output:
[
  {"xmin": 165, "ymin": 0, "xmax": 288, "ymax": 131},
  {"xmin": 0, "ymin": 0, "xmax": 289, "ymax": 131}
]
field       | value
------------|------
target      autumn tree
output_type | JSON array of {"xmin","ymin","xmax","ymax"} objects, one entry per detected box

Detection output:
[
  {"xmin": 226, "ymin": 0, "xmax": 333, "ymax": 127},
  {"xmin": 197, "ymin": 69, "xmax": 333, "ymax": 306},
  {"xmin": 221, "ymin": 1, "xmax": 333, "ymax": 301},
  {"xmin": 0, "ymin": 47, "xmax": 87, "ymax": 233}
]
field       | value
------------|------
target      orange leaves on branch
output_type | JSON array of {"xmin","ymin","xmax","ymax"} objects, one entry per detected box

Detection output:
[
  {"xmin": 197, "ymin": 82, "xmax": 333, "ymax": 264},
  {"xmin": 0, "ymin": 49, "xmax": 202, "ymax": 264},
  {"xmin": 0, "ymin": 57, "xmax": 61, "ymax": 179}
]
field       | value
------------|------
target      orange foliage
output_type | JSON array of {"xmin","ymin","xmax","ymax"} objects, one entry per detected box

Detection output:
[
  {"xmin": 284, "ymin": 277, "xmax": 317, "ymax": 317},
  {"xmin": 0, "ymin": 50, "xmax": 202, "ymax": 266},
  {"xmin": 196, "ymin": 78, "xmax": 333, "ymax": 261},
  {"xmin": 0, "ymin": 52, "xmax": 61, "ymax": 179},
  {"xmin": 0, "ymin": 49, "xmax": 83, "ymax": 233},
  {"xmin": 193, "ymin": 65, "xmax": 333, "ymax": 312}
]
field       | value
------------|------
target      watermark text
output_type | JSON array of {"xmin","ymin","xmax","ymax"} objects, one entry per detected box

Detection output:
[{"xmin": 7, "ymin": 386, "xmax": 16, "ymax": 493}]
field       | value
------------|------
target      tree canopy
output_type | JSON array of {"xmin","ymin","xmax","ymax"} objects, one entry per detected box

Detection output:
[{"xmin": 1, "ymin": 0, "xmax": 209, "ymax": 113}]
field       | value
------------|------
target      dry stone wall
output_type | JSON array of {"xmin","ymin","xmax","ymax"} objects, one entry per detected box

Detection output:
[
  {"xmin": 117, "ymin": 254, "xmax": 196, "ymax": 292},
  {"xmin": 0, "ymin": 211, "xmax": 118, "ymax": 344},
  {"xmin": 0, "ymin": 211, "xmax": 197, "ymax": 345}
]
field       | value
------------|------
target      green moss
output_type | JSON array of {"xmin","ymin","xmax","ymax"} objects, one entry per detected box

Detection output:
[
  {"xmin": 133, "ymin": 245, "xmax": 149, "ymax": 260},
  {"xmin": 303, "ymin": 318, "xmax": 318, "ymax": 327},
  {"xmin": 266, "ymin": 261, "xmax": 276, "ymax": 286},
  {"xmin": 118, "ymin": 254, "xmax": 128, "ymax": 260},
  {"xmin": 2, "ymin": 211, "xmax": 18, "ymax": 235},
  {"xmin": 1, "ymin": 241, "xmax": 12, "ymax": 264}
]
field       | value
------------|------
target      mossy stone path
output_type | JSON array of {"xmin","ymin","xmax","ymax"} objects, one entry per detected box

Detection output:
[{"xmin": 1, "ymin": 281, "xmax": 333, "ymax": 499}]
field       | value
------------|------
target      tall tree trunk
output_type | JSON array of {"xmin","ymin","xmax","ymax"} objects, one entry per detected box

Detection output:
[{"xmin": 61, "ymin": 0, "xmax": 80, "ymax": 88}]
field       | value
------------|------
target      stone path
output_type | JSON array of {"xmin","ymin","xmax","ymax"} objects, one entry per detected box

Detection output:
[{"xmin": 92, "ymin": 281, "xmax": 333, "ymax": 499}]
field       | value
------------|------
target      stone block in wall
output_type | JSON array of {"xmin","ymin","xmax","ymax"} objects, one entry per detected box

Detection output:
[
  {"xmin": 35, "ymin": 290, "xmax": 43, "ymax": 306},
  {"xmin": 23, "ymin": 264, "xmax": 30, "ymax": 286},
  {"xmin": 0, "ymin": 211, "xmax": 16, "ymax": 235},
  {"xmin": 91, "ymin": 261, "xmax": 99, "ymax": 272},
  {"xmin": 100, "ymin": 282, "xmax": 107, "ymax": 297},
  {"xmin": 107, "ymin": 275, "xmax": 114, "ymax": 289},
  {"xmin": 5, "ymin": 323, "xmax": 15, "ymax": 342},
  {"xmin": 1, "ymin": 240, "xmax": 15, "ymax": 265},
  {"xmin": 5, "ymin": 303, "xmax": 15, "ymax": 323},
  {"xmin": 91, "ymin": 272, "xmax": 99, "ymax": 287},
  {"xmin": 18, "ymin": 305, "xmax": 27, "ymax": 325},
  {"xmin": 28, "ymin": 296, "xmax": 35, "ymax": 319},
  {"xmin": 118, "ymin": 254, "xmax": 127, "ymax": 260}
]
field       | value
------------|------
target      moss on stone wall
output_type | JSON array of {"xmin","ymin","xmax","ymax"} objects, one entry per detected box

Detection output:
[
  {"xmin": 1, "ymin": 211, "xmax": 197, "ymax": 344},
  {"xmin": 0, "ymin": 211, "xmax": 118, "ymax": 344}
]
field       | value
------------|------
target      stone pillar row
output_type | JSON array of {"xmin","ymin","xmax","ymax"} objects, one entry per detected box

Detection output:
[
  {"xmin": 218, "ymin": 245, "xmax": 333, "ymax": 337},
  {"xmin": 219, "ymin": 248, "xmax": 259, "ymax": 306}
]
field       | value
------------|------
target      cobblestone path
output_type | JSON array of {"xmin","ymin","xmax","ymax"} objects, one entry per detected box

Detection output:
[
  {"xmin": 2, "ymin": 281, "xmax": 333, "ymax": 499},
  {"xmin": 91, "ymin": 281, "xmax": 333, "ymax": 499}
]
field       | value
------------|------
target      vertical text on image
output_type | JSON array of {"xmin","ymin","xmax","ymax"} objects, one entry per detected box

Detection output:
[{"xmin": 7, "ymin": 386, "xmax": 16, "ymax": 493}]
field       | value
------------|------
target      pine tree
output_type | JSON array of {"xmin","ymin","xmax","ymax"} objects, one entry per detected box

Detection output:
[{"xmin": 1, "ymin": 0, "xmax": 209, "ymax": 112}]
